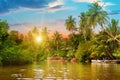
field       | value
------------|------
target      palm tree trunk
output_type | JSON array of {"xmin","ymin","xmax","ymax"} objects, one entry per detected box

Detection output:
[
  {"xmin": 101, "ymin": 24, "xmax": 120, "ymax": 42},
  {"xmin": 83, "ymin": 30, "xmax": 87, "ymax": 41},
  {"xmin": 114, "ymin": 40, "xmax": 118, "ymax": 51}
]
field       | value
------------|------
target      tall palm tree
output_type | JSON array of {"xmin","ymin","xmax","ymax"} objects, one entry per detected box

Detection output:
[
  {"xmin": 32, "ymin": 27, "xmax": 39, "ymax": 35},
  {"xmin": 49, "ymin": 31, "xmax": 63, "ymax": 56},
  {"xmin": 65, "ymin": 16, "xmax": 76, "ymax": 33},
  {"xmin": 53, "ymin": 31, "xmax": 62, "ymax": 51},
  {"xmin": 87, "ymin": 2, "xmax": 120, "ymax": 42},
  {"xmin": 79, "ymin": 12, "xmax": 92, "ymax": 41},
  {"xmin": 93, "ymin": 19, "xmax": 120, "ymax": 60},
  {"xmin": 83, "ymin": 2, "xmax": 120, "ymax": 60},
  {"xmin": 41, "ymin": 27, "xmax": 49, "ymax": 41},
  {"xmin": 107, "ymin": 19, "xmax": 120, "ymax": 52},
  {"xmin": 87, "ymin": 1, "xmax": 108, "ymax": 28},
  {"xmin": 79, "ymin": 12, "xmax": 87, "ymax": 41},
  {"xmin": 108, "ymin": 19, "xmax": 120, "ymax": 37}
]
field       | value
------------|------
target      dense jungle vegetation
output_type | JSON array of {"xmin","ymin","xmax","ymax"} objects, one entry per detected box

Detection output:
[{"xmin": 0, "ymin": 2, "xmax": 120, "ymax": 65}]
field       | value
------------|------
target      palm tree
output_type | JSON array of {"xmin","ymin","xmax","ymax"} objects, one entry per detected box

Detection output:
[
  {"xmin": 91, "ymin": 31, "xmax": 114, "ymax": 60},
  {"xmin": 51, "ymin": 31, "xmax": 63, "ymax": 56},
  {"xmin": 79, "ymin": 12, "xmax": 87, "ymax": 41},
  {"xmin": 41, "ymin": 27, "xmax": 49, "ymax": 41},
  {"xmin": 108, "ymin": 19, "xmax": 120, "ymax": 37},
  {"xmin": 65, "ymin": 16, "xmax": 76, "ymax": 33},
  {"xmin": 107, "ymin": 19, "xmax": 120, "ymax": 52},
  {"xmin": 92, "ymin": 19, "xmax": 120, "ymax": 60},
  {"xmin": 87, "ymin": 1, "xmax": 108, "ymax": 28},
  {"xmin": 87, "ymin": 2, "xmax": 120, "ymax": 42},
  {"xmin": 53, "ymin": 31, "xmax": 62, "ymax": 50},
  {"xmin": 79, "ymin": 12, "xmax": 92, "ymax": 41},
  {"xmin": 32, "ymin": 27, "xmax": 39, "ymax": 35}
]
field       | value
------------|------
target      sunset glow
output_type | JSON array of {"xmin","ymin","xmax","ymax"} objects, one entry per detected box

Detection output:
[{"xmin": 36, "ymin": 36, "xmax": 42, "ymax": 43}]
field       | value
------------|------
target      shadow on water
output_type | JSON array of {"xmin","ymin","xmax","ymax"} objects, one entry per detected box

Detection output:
[{"xmin": 0, "ymin": 62, "xmax": 120, "ymax": 80}]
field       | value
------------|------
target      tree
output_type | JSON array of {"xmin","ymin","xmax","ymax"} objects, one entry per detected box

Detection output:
[
  {"xmin": 36, "ymin": 27, "xmax": 50, "ymax": 61},
  {"xmin": 87, "ymin": 2, "xmax": 120, "ymax": 42},
  {"xmin": 0, "ymin": 20, "xmax": 9, "ymax": 43},
  {"xmin": 75, "ymin": 41, "xmax": 91, "ymax": 62},
  {"xmin": 90, "ymin": 29, "xmax": 119, "ymax": 60},
  {"xmin": 32, "ymin": 26, "xmax": 39, "ymax": 34},
  {"xmin": 79, "ymin": 12, "xmax": 93, "ymax": 41},
  {"xmin": 53, "ymin": 31, "xmax": 62, "ymax": 51},
  {"xmin": 65, "ymin": 16, "xmax": 76, "ymax": 33},
  {"xmin": 106, "ymin": 19, "xmax": 120, "ymax": 59},
  {"xmin": 79, "ymin": 12, "xmax": 87, "ymax": 41},
  {"xmin": 51, "ymin": 31, "xmax": 63, "ymax": 56},
  {"xmin": 41, "ymin": 27, "xmax": 49, "ymax": 41},
  {"xmin": 90, "ymin": 31, "xmax": 111, "ymax": 60},
  {"xmin": 108, "ymin": 19, "xmax": 120, "ymax": 43},
  {"xmin": 107, "ymin": 19, "xmax": 120, "ymax": 40},
  {"xmin": 9, "ymin": 30, "xmax": 22, "ymax": 44},
  {"xmin": 87, "ymin": 1, "xmax": 108, "ymax": 28}
]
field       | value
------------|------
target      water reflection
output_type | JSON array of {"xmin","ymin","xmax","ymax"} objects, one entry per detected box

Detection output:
[
  {"xmin": 0, "ymin": 62, "xmax": 120, "ymax": 80},
  {"xmin": 91, "ymin": 63, "xmax": 120, "ymax": 80}
]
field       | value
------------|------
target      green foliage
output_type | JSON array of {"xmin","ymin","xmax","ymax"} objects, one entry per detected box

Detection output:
[
  {"xmin": 1, "ymin": 46, "xmax": 18, "ymax": 65},
  {"xmin": 113, "ymin": 53, "xmax": 120, "ymax": 59},
  {"xmin": 113, "ymin": 45, "xmax": 120, "ymax": 59},
  {"xmin": 9, "ymin": 30, "xmax": 22, "ymax": 44},
  {"xmin": 0, "ymin": 20, "xmax": 9, "ymax": 45},
  {"xmin": 75, "ymin": 42, "xmax": 91, "ymax": 62},
  {"xmin": 0, "ymin": 20, "xmax": 36, "ymax": 65},
  {"xmin": 0, "ymin": 40, "xmax": 36, "ymax": 65},
  {"xmin": 87, "ymin": 1, "xmax": 108, "ymax": 28},
  {"xmin": 0, "ymin": 56, "xmax": 2, "ymax": 65},
  {"xmin": 79, "ymin": 12, "xmax": 93, "ymax": 41},
  {"xmin": 65, "ymin": 16, "xmax": 76, "ymax": 33}
]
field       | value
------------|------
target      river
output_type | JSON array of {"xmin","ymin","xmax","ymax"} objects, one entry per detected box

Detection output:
[{"xmin": 0, "ymin": 61, "xmax": 120, "ymax": 80}]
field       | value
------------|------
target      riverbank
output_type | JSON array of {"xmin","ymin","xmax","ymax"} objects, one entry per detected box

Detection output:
[{"xmin": 47, "ymin": 57, "xmax": 67, "ymax": 62}]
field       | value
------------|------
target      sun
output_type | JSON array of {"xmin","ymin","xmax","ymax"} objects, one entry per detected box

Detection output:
[{"xmin": 36, "ymin": 36, "xmax": 42, "ymax": 42}]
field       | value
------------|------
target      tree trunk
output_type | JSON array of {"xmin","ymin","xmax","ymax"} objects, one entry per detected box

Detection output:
[
  {"xmin": 106, "ymin": 51, "xmax": 116, "ymax": 60},
  {"xmin": 101, "ymin": 24, "xmax": 120, "ymax": 42}
]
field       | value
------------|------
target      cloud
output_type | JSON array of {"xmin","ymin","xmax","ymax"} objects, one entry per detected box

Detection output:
[
  {"xmin": 36, "ymin": 0, "xmax": 67, "ymax": 13},
  {"xmin": 0, "ymin": 0, "xmax": 65, "ymax": 14},
  {"xmin": 9, "ymin": 23, "xmax": 35, "ymax": 33},
  {"xmin": 104, "ymin": 2, "xmax": 115, "ymax": 7},
  {"xmin": 39, "ymin": 5, "xmax": 67, "ymax": 13},
  {"xmin": 98, "ymin": 2, "xmax": 115, "ymax": 7},
  {"xmin": 42, "ymin": 0, "xmax": 67, "ymax": 13},
  {"xmin": 48, "ymin": 0, "xmax": 63, "ymax": 8}
]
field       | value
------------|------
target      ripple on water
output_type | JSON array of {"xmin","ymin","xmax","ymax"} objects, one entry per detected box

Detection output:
[
  {"xmin": 33, "ymin": 69, "xmax": 44, "ymax": 73},
  {"xmin": 11, "ymin": 73, "xmax": 22, "ymax": 78},
  {"xmin": 16, "ymin": 78, "xmax": 33, "ymax": 80},
  {"xmin": 20, "ymin": 69, "xmax": 26, "ymax": 72}
]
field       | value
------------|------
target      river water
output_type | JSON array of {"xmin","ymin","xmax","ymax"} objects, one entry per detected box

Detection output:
[{"xmin": 0, "ymin": 61, "xmax": 120, "ymax": 80}]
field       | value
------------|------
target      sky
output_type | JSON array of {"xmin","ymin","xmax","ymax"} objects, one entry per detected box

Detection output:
[{"xmin": 0, "ymin": 0, "xmax": 120, "ymax": 34}]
